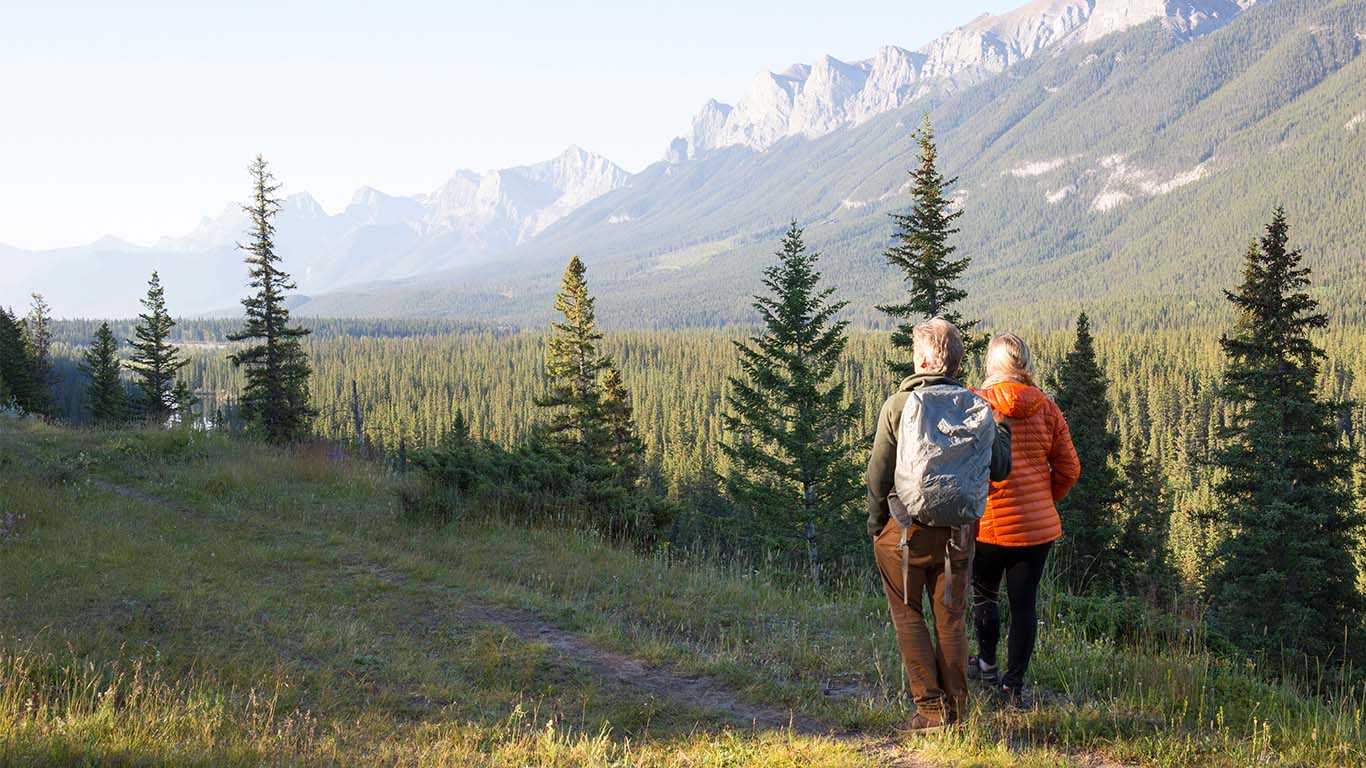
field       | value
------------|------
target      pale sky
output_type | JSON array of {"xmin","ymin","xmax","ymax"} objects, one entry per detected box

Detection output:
[{"xmin": 1, "ymin": 0, "xmax": 1022, "ymax": 250}]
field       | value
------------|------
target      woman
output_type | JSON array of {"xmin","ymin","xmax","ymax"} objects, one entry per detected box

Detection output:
[{"xmin": 969, "ymin": 332, "xmax": 1080, "ymax": 707}]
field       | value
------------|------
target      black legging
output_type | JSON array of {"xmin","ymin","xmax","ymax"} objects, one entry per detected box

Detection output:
[{"xmin": 973, "ymin": 540, "xmax": 1051, "ymax": 689}]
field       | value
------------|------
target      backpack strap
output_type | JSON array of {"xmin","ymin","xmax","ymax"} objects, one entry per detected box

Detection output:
[
  {"xmin": 943, "ymin": 533, "xmax": 955, "ymax": 607},
  {"xmin": 942, "ymin": 524, "xmax": 972, "ymax": 608}
]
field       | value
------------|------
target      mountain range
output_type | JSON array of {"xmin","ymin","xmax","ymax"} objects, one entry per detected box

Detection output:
[
  {"xmin": 667, "ymin": 0, "xmax": 1258, "ymax": 160},
  {"xmin": 2, "ymin": 146, "xmax": 629, "ymax": 318},
  {"xmin": 5, "ymin": 0, "xmax": 1364, "ymax": 329}
]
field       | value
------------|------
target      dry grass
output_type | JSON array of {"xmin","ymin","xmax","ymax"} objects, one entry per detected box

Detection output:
[{"xmin": 1, "ymin": 418, "xmax": 1362, "ymax": 767}]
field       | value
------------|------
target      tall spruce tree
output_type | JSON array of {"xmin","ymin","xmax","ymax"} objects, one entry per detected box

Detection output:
[
  {"xmin": 601, "ymin": 365, "xmax": 643, "ymax": 489},
  {"xmin": 721, "ymin": 221, "xmax": 862, "ymax": 581},
  {"xmin": 1212, "ymin": 207, "xmax": 1362, "ymax": 662},
  {"xmin": 1050, "ymin": 312, "xmax": 1123, "ymax": 591},
  {"xmin": 536, "ymin": 255, "xmax": 611, "ymax": 463},
  {"xmin": 126, "ymin": 271, "xmax": 188, "ymax": 424},
  {"xmin": 228, "ymin": 155, "xmax": 315, "ymax": 443},
  {"xmin": 0, "ymin": 308, "xmax": 39, "ymax": 411},
  {"xmin": 877, "ymin": 114, "xmax": 984, "ymax": 378},
  {"xmin": 81, "ymin": 322, "xmax": 127, "ymax": 426}
]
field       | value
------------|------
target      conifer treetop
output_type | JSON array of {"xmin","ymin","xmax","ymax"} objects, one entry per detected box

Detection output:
[
  {"xmin": 126, "ymin": 270, "xmax": 187, "ymax": 424},
  {"xmin": 227, "ymin": 155, "xmax": 315, "ymax": 443},
  {"xmin": 25, "ymin": 293, "xmax": 52, "ymax": 368},
  {"xmin": 878, "ymin": 114, "xmax": 982, "ymax": 378},
  {"xmin": 82, "ymin": 321, "xmax": 127, "ymax": 425},
  {"xmin": 537, "ymin": 255, "xmax": 613, "ymax": 462},
  {"xmin": 230, "ymin": 154, "xmax": 306, "ymax": 342}
]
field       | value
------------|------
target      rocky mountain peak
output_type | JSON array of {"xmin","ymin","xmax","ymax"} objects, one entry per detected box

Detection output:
[
  {"xmin": 283, "ymin": 192, "xmax": 326, "ymax": 217},
  {"xmin": 667, "ymin": 0, "xmax": 1260, "ymax": 161}
]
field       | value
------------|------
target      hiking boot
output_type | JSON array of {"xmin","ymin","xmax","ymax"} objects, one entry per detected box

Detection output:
[
  {"xmin": 967, "ymin": 655, "xmax": 1000, "ymax": 685},
  {"xmin": 992, "ymin": 683, "xmax": 1033, "ymax": 710},
  {"xmin": 902, "ymin": 712, "xmax": 953, "ymax": 734}
]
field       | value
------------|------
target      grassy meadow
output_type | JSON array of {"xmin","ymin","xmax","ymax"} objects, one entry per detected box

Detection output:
[{"xmin": 1, "ymin": 416, "xmax": 1362, "ymax": 767}]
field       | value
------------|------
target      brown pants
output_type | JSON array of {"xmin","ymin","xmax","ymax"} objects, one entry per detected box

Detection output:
[{"xmin": 874, "ymin": 518, "xmax": 972, "ymax": 722}]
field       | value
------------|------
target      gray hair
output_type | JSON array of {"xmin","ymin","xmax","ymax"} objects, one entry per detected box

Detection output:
[{"xmin": 912, "ymin": 318, "xmax": 963, "ymax": 377}]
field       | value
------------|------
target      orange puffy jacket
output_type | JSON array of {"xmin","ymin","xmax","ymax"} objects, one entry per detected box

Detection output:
[{"xmin": 973, "ymin": 381, "xmax": 1081, "ymax": 547}]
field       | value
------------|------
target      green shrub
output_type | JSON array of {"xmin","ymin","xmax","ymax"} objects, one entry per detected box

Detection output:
[{"xmin": 401, "ymin": 424, "xmax": 676, "ymax": 543}]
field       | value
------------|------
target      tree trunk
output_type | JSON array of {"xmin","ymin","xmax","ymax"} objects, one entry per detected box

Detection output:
[{"xmin": 803, "ymin": 483, "xmax": 820, "ymax": 585}]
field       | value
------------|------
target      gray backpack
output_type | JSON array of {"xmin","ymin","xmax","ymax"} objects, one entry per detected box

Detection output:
[
  {"xmin": 887, "ymin": 383, "xmax": 995, "ymax": 605},
  {"xmin": 890, "ymin": 384, "xmax": 995, "ymax": 527}
]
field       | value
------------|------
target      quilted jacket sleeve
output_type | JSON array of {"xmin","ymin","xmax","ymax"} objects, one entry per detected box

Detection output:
[{"xmin": 1048, "ymin": 400, "xmax": 1081, "ymax": 501}]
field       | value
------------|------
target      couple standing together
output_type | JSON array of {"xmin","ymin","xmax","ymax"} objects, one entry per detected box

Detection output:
[{"xmin": 867, "ymin": 318, "xmax": 1080, "ymax": 731}]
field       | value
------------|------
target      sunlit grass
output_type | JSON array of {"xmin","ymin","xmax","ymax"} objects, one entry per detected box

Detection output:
[{"xmin": 2, "ymin": 416, "xmax": 1363, "ymax": 766}]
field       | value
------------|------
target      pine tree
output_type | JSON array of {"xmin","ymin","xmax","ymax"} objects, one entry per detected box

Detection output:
[
  {"xmin": 23, "ymin": 293, "xmax": 51, "ymax": 364},
  {"xmin": 601, "ymin": 365, "xmax": 643, "ymax": 489},
  {"xmin": 1050, "ymin": 312, "xmax": 1123, "ymax": 591},
  {"xmin": 126, "ymin": 271, "xmax": 188, "ymax": 425},
  {"xmin": 434, "ymin": 409, "xmax": 480, "ymax": 494},
  {"xmin": 0, "ymin": 307, "xmax": 41, "ymax": 413},
  {"xmin": 536, "ymin": 255, "xmax": 611, "ymax": 463},
  {"xmin": 171, "ymin": 378, "xmax": 197, "ymax": 428},
  {"xmin": 1114, "ymin": 436, "xmax": 1174, "ymax": 597},
  {"xmin": 721, "ymin": 221, "xmax": 862, "ymax": 581},
  {"xmin": 81, "ymin": 322, "xmax": 127, "ymax": 426},
  {"xmin": 227, "ymin": 155, "xmax": 315, "ymax": 443},
  {"xmin": 1212, "ymin": 207, "xmax": 1362, "ymax": 662},
  {"xmin": 23, "ymin": 293, "xmax": 53, "ymax": 412},
  {"xmin": 877, "ymin": 114, "xmax": 983, "ymax": 378}
]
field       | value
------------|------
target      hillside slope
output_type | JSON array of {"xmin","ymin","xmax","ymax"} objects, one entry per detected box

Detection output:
[
  {"xmin": 2, "ymin": 419, "xmax": 1362, "ymax": 766},
  {"xmin": 297, "ymin": 0, "xmax": 1366, "ymax": 328}
]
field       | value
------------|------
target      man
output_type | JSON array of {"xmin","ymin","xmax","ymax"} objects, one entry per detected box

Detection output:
[{"xmin": 866, "ymin": 318, "xmax": 1012, "ymax": 731}]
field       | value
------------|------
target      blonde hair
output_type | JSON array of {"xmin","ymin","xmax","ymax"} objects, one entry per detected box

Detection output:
[
  {"xmin": 982, "ymin": 332, "xmax": 1034, "ymax": 388},
  {"xmin": 912, "ymin": 318, "xmax": 964, "ymax": 377}
]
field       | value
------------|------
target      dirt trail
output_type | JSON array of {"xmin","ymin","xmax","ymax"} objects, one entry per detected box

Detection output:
[
  {"xmin": 338, "ymin": 561, "xmax": 840, "ymax": 735},
  {"xmin": 89, "ymin": 477, "xmax": 202, "ymax": 518},
  {"xmin": 462, "ymin": 602, "xmax": 830, "ymax": 734},
  {"xmin": 87, "ymin": 478, "xmax": 862, "ymax": 739},
  {"xmin": 85, "ymin": 475, "xmax": 956, "ymax": 765}
]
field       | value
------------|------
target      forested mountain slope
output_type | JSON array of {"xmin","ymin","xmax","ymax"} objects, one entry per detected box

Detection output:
[{"xmin": 296, "ymin": 0, "xmax": 1366, "ymax": 329}]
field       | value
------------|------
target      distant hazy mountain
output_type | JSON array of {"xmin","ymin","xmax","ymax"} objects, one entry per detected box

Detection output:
[
  {"xmin": 159, "ymin": 144, "xmax": 629, "ymax": 292},
  {"xmin": 0, "ymin": 146, "xmax": 628, "ymax": 317},
  {"xmin": 293, "ymin": 0, "xmax": 1365, "ymax": 329}
]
